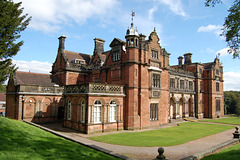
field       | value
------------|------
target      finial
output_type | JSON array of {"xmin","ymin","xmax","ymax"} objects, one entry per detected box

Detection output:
[
  {"xmin": 154, "ymin": 27, "xmax": 156, "ymax": 32},
  {"xmin": 131, "ymin": 11, "xmax": 135, "ymax": 23}
]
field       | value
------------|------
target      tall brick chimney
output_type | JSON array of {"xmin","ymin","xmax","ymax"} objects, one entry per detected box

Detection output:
[
  {"xmin": 94, "ymin": 38, "xmax": 105, "ymax": 55},
  {"xmin": 58, "ymin": 35, "xmax": 66, "ymax": 50},
  {"xmin": 184, "ymin": 53, "xmax": 192, "ymax": 65},
  {"xmin": 178, "ymin": 56, "xmax": 183, "ymax": 67}
]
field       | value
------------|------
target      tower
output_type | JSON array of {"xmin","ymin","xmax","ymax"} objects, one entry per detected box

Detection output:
[{"xmin": 124, "ymin": 13, "xmax": 141, "ymax": 130}]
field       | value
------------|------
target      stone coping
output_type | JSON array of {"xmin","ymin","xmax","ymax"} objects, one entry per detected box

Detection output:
[{"xmin": 181, "ymin": 138, "xmax": 239, "ymax": 160}]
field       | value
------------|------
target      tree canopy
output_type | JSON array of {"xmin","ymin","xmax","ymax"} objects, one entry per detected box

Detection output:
[
  {"xmin": 0, "ymin": 0, "xmax": 31, "ymax": 87},
  {"xmin": 205, "ymin": 0, "xmax": 240, "ymax": 58},
  {"xmin": 224, "ymin": 91, "xmax": 240, "ymax": 115}
]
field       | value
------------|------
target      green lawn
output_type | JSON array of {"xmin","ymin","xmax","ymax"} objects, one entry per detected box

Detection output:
[
  {"xmin": 202, "ymin": 142, "xmax": 240, "ymax": 160},
  {"xmin": 199, "ymin": 117, "xmax": 240, "ymax": 125},
  {"xmin": 0, "ymin": 117, "xmax": 119, "ymax": 160},
  {"xmin": 89, "ymin": 122, "xmax": 233, "ymax": 147}
]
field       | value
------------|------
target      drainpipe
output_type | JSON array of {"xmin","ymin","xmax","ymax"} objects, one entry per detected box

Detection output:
[
  {"xmin": 208, "ymin": 70, "xmax": 210, "ymax": 118},
  {"xmin": 21, "ymin": 95, "xmax": 25, "ymax": 120}
]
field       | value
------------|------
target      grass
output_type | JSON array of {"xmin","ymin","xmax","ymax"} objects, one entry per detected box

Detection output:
[
  {"xmin": 0, "ymin": 117, "xmax": 119, "ymax": 160},
  {"xmin": 202, "ymin": 142, "xmax": 240, "ymax": 160},
  {"xmin": 89, "ymin": 122, "xmax": 233, "ymax": 147},
  {"xmin": 199, "ymin": 117, "xmax": 240, "ymax": 125}
]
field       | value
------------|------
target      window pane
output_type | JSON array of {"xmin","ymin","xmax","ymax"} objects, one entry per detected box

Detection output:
[
  {"xmin": 94, "ymin": 100, "xmax": 102, "ymax": 123},
  {"xmin": 150, "ymin": 103, "xmax": 158, "ymax": 121},
  {"xmin": 110, "ymin": 100, "xmax": 117, "ymax": 122}
]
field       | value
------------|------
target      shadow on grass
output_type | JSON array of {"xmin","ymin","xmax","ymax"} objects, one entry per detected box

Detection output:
[{"xmin": 0, "ymin": 117, "xmax": 117, "ymax": 160}]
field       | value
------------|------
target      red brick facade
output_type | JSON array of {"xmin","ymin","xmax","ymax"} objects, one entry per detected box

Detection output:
[{"xmin": 6, "ymin": 22, "xmax": 224, "ymax": 134}]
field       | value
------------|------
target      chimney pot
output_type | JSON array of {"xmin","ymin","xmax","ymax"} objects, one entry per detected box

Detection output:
[
  {"xmin": 58, "ymin": 35, "xmax": 66, "ymax": 50},
  {"xmin": 178, "ymin": 56, "xmax": 183, "ymax": 67},
  {"xmin": 94, "ymin": 38, "xmax": 105, "ymax": 55},
  {"xmin": 184, "ymin": 53, "xmax": 192, "ymax": 65}
]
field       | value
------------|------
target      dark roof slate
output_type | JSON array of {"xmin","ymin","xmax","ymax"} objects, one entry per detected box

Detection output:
[
  {"xmin": 65, "ymin": 50, "xmax": 92, "ymax": 64},
  {"xmin": 14, "ymin": 71, "xmax": 56, "ymax": 87},
  {"xmin": 203, "ymin": 62, "xmax": 215, "ymax": 69}
]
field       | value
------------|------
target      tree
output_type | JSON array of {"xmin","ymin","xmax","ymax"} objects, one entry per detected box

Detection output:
[
  {"xmin": 224, "ymin": 91, "xmax": 240, "ymax": 115},
  {"xmin": 205, "ymin": 0, "xmax": 240, "ymax": 58},
  {"xmin": 0, "ymin": 84, "xmax": 6, "ymax": 93},
  {"xmin": 0, "ymin": 0, "xmax": 31, "ymax": 87}
]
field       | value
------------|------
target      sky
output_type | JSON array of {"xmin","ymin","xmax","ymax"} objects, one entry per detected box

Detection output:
[{"xmin": 12, "ymin": 0, "xmax": 240, "ymax": 91}]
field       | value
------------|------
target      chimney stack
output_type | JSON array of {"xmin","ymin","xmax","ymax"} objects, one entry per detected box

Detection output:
[
  {"xmin": 58, "ymin": 35, "xmax": 66, "ymax": 50},
  {"xmin": 178, "ymin": 56, "xmax": 183, "ymax": 67},
  {"xmin": 184, "ymin": 53, "xmax": 192, "ymax": 65},
  {"xmin": 94, "ymin": 38, "xmax": 105, "ymax": 55}
]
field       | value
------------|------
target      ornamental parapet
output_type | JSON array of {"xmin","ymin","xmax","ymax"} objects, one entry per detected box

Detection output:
[
  {"xmin": 64, "ymin": 83, "xmax": 125, "ymax": 95},
  {"xmin": 16, "ymin": 85, "xmax": 64, "ymax": 94},
  {"xmin": 170, "ymin": 88, "xmax": 195, "ymax": 94},
  {"xmin": 66, "ymin": 62, "xmax": 91, "ymax": 72},
  {"xmin": 170, "ymin": 68, "xmax": 195, "ymax": 77}
]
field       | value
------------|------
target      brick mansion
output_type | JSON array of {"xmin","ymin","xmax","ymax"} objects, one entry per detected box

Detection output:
[{"xmin": 6, "ymin": 22, "xmax": 224, "ymax": 134}]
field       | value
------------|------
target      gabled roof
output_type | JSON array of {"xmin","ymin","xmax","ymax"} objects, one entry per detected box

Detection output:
[
  {"xmin": 65, "ymin": 50, "xmax": 92, "ymax": 64},
  {"xmin": 109, "ymin": 38, "xmax": 126, "ymax": 47},
  {"xmin": 99, "ymin": 51, "xmax": 111, "ymax": 63},
  {"xmin": 203, "ymin": 62, "xmax": 215, "ymax": 69},
  {"xmin": 14, "ymin": 71, "xmax": 56, "ymax": 87}
]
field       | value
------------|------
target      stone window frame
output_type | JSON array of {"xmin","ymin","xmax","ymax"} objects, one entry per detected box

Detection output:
[
  {"xmin": 151, "ymin": 49, "xmax": 159, "ymax": 59},
  {"xmin": 67, "ymin": 100, "xmax": 71, "ymax": 120},
  {"xmin": 199, "ymin": 68, "xmax": 203, "ymax": 75},
  {"xmin": 170, "ymin": 78, "xmax": 175, "ymax": 89},
  {"xmin": 216, "ymin": 69, "xmax": 219, "ymax": 76},
  {"xmin": 189, "ymin": 81, "xmax": 193, "ymax": 90},
  {"xmin": 80, "ymin": 99, "xmax": 85, "ymax": 123},
  {"xmin": 216, "ymin": 99, "xmax": 221, "ymax": 112},
  {"xmin": 109, "ymin": 100, "xmax": 117, "ymax": 122},
  {"xmin": 200, "ymin": 81, "xmax": 204, "ymax": 92},
  {"xmin": 150, "ymin": 103, "xmax": 158, "ymax": 121},
  {"xmin": 152, "ymin": 73, "xmax": 161, "ymax": 88},
  {"xmin": 112, "ymin": 47, "xmax": 121, "ymax": 62},
  {"xmin": 94, "ymin": 100, "xmax": 102, "ymax": 124},
  {"xmin": 180, "ymin": 79, "xmax": 184, "ymax": 89},
  {"xmin": 216, "ymin": 82, "xmax": 220, "ymax": 92}
]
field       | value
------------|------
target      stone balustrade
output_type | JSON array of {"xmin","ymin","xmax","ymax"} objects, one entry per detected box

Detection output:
[
  {"xmin": 64, "ymin": 83, "xmax": 124, "ymax": 95},
  {"xmin": 18, "ymin": 85, "xmax": 64, "ymax": 94}
]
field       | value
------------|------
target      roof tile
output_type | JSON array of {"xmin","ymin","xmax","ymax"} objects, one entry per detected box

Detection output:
[{"xmin": 15, "ymin": 71, "xmax": 56, "ymax": 87}]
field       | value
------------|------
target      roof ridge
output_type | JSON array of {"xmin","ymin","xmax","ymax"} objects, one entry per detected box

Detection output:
[
  {"xmin": 65, "ymin": 50, "xmax": 91, "ymax": 56},
  {"xmin": 16, "ymin": 71, "xmax": 50, "ymax": 75}
]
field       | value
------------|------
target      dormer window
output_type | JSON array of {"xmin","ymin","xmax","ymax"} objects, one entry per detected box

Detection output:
[
  {"xmin": 151, "ymin": 50, "xmax": 158, "ymax": 59},
  {"xmin": 72, "ymin": 59, "xmax": 85, "ymax": 64},
  {"xmin": 112, "ymin": 50, "xmax": 121, "ymax": 62}
]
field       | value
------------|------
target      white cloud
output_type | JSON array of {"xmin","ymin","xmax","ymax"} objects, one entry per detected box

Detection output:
[
  {"xmin": 157, "ymin": 0, "xmax": 187, "ymax": 17},
  {"xmin": 197, "ymin": 24, "xmax": 222, "ymax": 36},
  {"xmin": 216, "ymin": 47, "xmax": 233, "ymax": 57},
  {"xmin": 12, "ymin": 60, "xmax": 52, "ymax": 74},
  {"xmin": 224, "ymin": 71, "xmax": 240, "ymax": 91},
  {"xmin": 14, "ymin": 0, "xmax": 118, "ymax": 33}
]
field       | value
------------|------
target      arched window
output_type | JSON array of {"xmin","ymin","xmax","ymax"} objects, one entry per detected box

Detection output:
[
  {"xmin": 94, "ymin": 100, "xmax": 102, "ymax": 124},
  {"xmin": 80, "ymin": 99, "xmax": 85, "ymax": 122},
  {"xmin": 67, "ymin": 100, "xmax": 71, "ymax": 120},
  {"xmin": 109, "ymin": 100, "xmax": 117, "ymax": 122}
]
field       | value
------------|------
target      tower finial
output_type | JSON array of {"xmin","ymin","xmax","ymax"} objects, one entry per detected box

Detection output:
[{"xmin": 131, "ymin": 11, "xmax": 135, "ymax": 23}]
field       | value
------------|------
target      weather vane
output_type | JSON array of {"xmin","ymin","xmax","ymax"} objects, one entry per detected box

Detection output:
[{"xmin": 131, "ymin": 11, "xmax": 135, "ymax": 23}]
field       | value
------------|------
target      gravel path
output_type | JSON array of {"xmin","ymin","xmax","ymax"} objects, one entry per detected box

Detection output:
[{"xmin": 40, "ymin": 122, "xmax": 236, "ymax": 160}]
